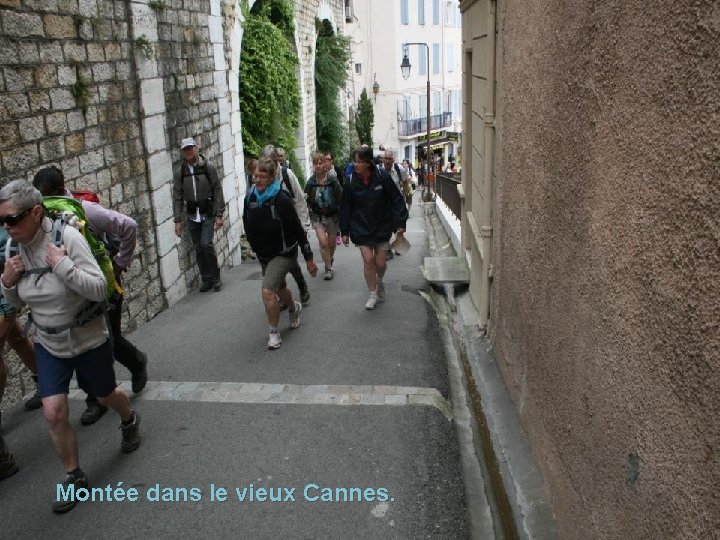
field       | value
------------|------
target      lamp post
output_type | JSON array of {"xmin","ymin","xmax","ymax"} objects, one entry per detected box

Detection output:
[{"xmin": 401, "ymin": 42, "xmax": 434, "ymax": 202}]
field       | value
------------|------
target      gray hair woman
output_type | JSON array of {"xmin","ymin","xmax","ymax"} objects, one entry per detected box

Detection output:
[{"xmin": 0, "ymin": 180, "xmax": 140, "ymax": 513}]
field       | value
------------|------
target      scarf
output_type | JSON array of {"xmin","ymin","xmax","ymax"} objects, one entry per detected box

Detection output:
[{"xmin": 253, "ymin": 179, "xmax": 281, "ymax": 205}]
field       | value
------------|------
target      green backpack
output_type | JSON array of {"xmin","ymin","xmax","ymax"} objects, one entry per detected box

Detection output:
[{"xmin": 6, "ymin": 196, "xmax": 122, "ymax": 333}]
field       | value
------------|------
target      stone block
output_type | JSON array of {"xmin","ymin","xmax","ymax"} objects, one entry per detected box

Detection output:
[
  {"xmin": 29, "ymin": 92, "xmax": 51, "ymax": 114},
  {"xmin": 110, "ymin": 182, "xmax": 123, "ymax": 203},
  {"xmin": 0, "ymin": 94, "xmax": 30, "ymax": 119},
  {"xmin": 141, "ymin": 78, "xmax": 165, "ymax": 116},
  {"xmin": 148, "ymin": 150, "xmax": 173, "ymax": 191},
  {"xmin": 208, "ymin": 15, "xmax": 223, "ymax": 44},
  {"xmin": 39, "ymin": 136, "xmax": 66, "ymax": 162},
  {"xmin": 152, "ymin": 183, "xmax": 174, "ymax": 223},
  {"xmin": 58, "ymin": 0, "xmax": 80, "ymax": 14},
  {"xmin": 0, "ymin": 38, "xmax": 19, "ymax": 64},
  {"xmin": 34, "ymin": 65, "xmax": 58, "ymax": 89},
  {"xmin": 2, "ymin": 143, "xmax": 39, "ymax": 173},
  {"xmin": 49, "ymin": 88, "xmax": 75, "ymax": 111},
  {"xmin": 143, "ymin": 115, "xmax": 166, "ymax": 153},
  {"xmin": 104, "ymin": 143, "xmax": 124, "ymax": 166},
  {"xmin": 213, "ymin": 44, "xmax": 226, "ymax": 71},
  {"xmin": 38, "ymin": 42, "xmax": 63, "ymax": 63},
  {"xmin": 86, "ymin": 43, "xmax": 105, "ymax": 62},
  {"xmin": 131, "ymin": 3, "xmax": 158, "ymax": 41},
  {"xmin": 17, "ymin": 42, "xmax": 40, "ymax": 64},
  {"xmin": 64, "ymin": 132, "xmax": 84, "ymax": 153},
  {"xmin": 79, "ymin": 149, "xmax": 104, "ymax": 173},
  {"xmin": 43, "ymin": 14, "xmax": 77, "ymax": 39},
  {"xmin": 0, "ymin": 0, "xmax": 20, "ymax": 7},
  {"xmin": 84, "ymin": 127, "xmax": 102, "ymax": 149},
  {"xmin": 115, "ymin": 61, "xmax": 131, "ymax": 81},
  {"xmin": 0, "ymin": 123, "xmax": 19, "ymax": 147},
  {"xmin": 104, "ymin": 42, "xmax": 122, "ymax": 61},
  {"xmin": 78, "ymin": 0, "xmax": 98, "ymax": 17},
  {"xmin": 18, "ymin": 116, "xmax": 46, "ymax": 142},
  {"xmin": 158, "ymin": 233, "xmax": 180, "ymax": 271},
  {"xmin": 64, "ymin": 42, "xmax": 87, "ymax": 63},
  {"xmin": 4, "ymin": 67, "xmax": 34, "ymax": 92},
  {"xmin": 57, "ymin": 65, "xmax": 77, "ymax": 86},
  {"xmin": 60, "ymin": 156, "xmax": 80, "ymax": 179},
  {"xmin": 46, "ymin": 112, "xmax": 69, "ymax": 135},
  {"xmin": 66, "ymin": 110, "xmax": 85, "ymax": 131},
  {"xmin": 2, "ymin": 12, "xmax": 44, "ymax": 38},
  {"xmin": 96, "ymin": 167, "xmax": 111, "ymax": 190}
]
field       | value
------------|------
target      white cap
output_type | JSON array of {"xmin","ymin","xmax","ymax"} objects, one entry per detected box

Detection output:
[{"xmin": 180, "ymin": 137, "xmax": 197, "ymax": 149}]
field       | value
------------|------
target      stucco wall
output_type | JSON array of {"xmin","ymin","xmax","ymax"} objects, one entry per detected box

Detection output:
[{"xmin": 489, "ymin": 1, "xmax": 719, "ymax": 537}]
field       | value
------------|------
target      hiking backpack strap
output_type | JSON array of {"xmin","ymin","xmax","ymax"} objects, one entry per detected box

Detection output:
[{"xmin": 281, "ymin": 167, "xmax": 295, "ymax": 199}]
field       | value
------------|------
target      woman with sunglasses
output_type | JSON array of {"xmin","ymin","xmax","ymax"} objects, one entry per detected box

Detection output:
[
  {"xmin": 0, "ymin": 180, "xmax": 140, "ymax": 513},
  {"xmin": 339, "ymin": 146, "xmax": 409, "ymax": 310}
]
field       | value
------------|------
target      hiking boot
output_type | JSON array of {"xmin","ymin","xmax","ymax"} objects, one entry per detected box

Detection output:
[
  {"xmin": 376, "ymin": 280, "xmax": 385, "ymax": 301},
  {"xmin": 24, "ymin": 389, "xmax": 42, "ymax": 411},
  {"xmin": 267, "ymin": 331, "xmax": 282, "ymax": 350},
  {"xmin": 299, "ymin": 288, "xmax": 310, "ymax": 304},
  {"xmin": 52, "ymin": 470, "xmax": 88, "ymax": 513},
  {"xmin": 0, "ymin": 449, "xmax": 19, "ymax": 482},
  {"xmin": 213, "ymin": 280, "xmax": 223, "ymax": 291},
  {"xmin": 199, "ymin": 281, "xmax": 212, "ymax": 292},
  {"xmin": 323, "ymin": 269, "xmax": 334, "ymax": 281},
  {"xmin": 80, "ymin": 403, "xmax": 108, "ymax": 426},
  {"xmin": 132, "ymin": 353, "xmax": 148, "ymax": 394},
  {"xmin": 289, "ymin": 301, "xmax": 302, "ymax": 329},
  {"xmin": 365, "ymin": 292, "xmax": 378, "ymax": 310},
  {"xmin": 120, "ymin": 411, "xmax": 141, "ymax": 454}
]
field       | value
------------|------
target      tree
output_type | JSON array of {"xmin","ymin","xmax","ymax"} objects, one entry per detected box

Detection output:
[{"xmin": 355, "ymin": 88, "xmax": 374, "ymax": 148}]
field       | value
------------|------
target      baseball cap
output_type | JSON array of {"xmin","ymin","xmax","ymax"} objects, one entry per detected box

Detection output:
[{"xmin": 180, "ymin": 137, "xmax": 197, "ymax": 149}]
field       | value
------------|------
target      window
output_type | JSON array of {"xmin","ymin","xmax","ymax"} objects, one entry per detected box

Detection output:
[
  {"xmin": 418, "ymin": 0, "xmax": 425, "ymax": 25},
  {"xmin": 354, "ymin": 63, "xmax": 362, "ymax": 75},
  {"xmin": 432, "ymin": 91, "xmax": 441, "ymax": 115},
  {"xmin": 445, "ymin": 1, "xmax": 452, "ymax": 25},
  {"xmin": 418, "ymin": 48, "xmax": 427, "ymax": 76},
  {"xmin": 433, "ymin": 0, "xmax": 440, "ymax": 24},
  {"xmin": 432, "ymin": 43, "xmax": 440, "ymax": 75},
  {"xmin": 446, "ymin": 90, "xmax": 453, "ymax": 115},
  {"xmin": 401, "ymin": 0, "xmax": 409, "ymax": 24},
  {"xmin": 447, "ymin": 43, "xmax": 455, "ymax": 72},
  {"xmin": 344, "ymin": 0, "xmax": 353, "ymax": 22},
  {"xmin": 404, "ymin": 145, "xmax": 412, "ymax": 160},
  {"xmin": 419, "ymin": 93, "xmax": 427, "ymax": 117}
]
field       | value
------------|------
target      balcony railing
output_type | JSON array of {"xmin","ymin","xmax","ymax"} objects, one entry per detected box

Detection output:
[
  {"xmin": 398, "ymin": 112, "xmax": 453, "ymax": 136},
  {"xmin": 435, "ymin": 172, "xmax": 462, "ymax": 219}
]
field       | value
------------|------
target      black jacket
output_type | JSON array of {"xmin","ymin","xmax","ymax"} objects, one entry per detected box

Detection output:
[
  {"xmin": 242, "ymin": 189, "xmax": 313, "ymax": 263},
  {"xmin": 339, "ymin": 168, "xmax": 408, "ymax": 245}
]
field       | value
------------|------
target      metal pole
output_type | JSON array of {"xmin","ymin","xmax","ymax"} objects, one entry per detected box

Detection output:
[{"xmin": 425, "ymin": 44, "xmax": 434, "ymax": 201}]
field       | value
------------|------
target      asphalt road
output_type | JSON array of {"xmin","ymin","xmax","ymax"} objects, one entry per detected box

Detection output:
[{"xmin": 0, "ymin": 199, "xmax": 470, "ymax": 539}]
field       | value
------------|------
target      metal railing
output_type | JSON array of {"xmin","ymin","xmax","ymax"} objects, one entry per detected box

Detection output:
[
  {"xmin": 435, "ymin": 172, "xmax": 461, "ymax": 219},
  {"xmin": 398, "ymin": 112, "xmax": 452, "ymax": 136}
]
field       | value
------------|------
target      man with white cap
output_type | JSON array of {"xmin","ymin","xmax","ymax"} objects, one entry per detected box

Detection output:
[{"xmin": 173, "ymin": 137, "xmax": 226, "ymax": 292}]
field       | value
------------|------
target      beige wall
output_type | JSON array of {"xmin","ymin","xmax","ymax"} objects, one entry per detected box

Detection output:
[{"xmin": 463, "ymin": 0, "xmax": 720, "ymax": 537}]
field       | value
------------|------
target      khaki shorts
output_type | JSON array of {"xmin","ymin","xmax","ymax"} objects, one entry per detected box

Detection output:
[
  {"xmin": 260, "ymin": 254, "xmax": 297, "ymax": 292},
  {"xmin": 311, "ymin": 214, "xmax": 339, "ymax": 238}
]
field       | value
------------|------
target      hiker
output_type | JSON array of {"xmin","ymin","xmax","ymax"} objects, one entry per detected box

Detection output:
[
  {"xmin": 0, "ymin": 224, "xmax": 40, "ymax": 422},
  {"xmin": 260, "ymin": 144, "xmax": 312, "ymax": 305},
  {"xmin": 243, "ymin": 157, "xmax": 318, "ymax": 350},
  {"xmin": 339, "ymin": 146, "xmax": 408, "ymax": 310},
  {"xmin": 33, "ymin": 166, "xmax": 149, "ymax": 426},
  {"xmin": 305, "ymin": 152, "xmax": 343, "ymax": 280},
  {"xmin": 173, "ymin": 137, "xmax": 225, "ymax": 292},
  {"xmin": 0, "ymin": 180, "xmax": 140, "ymax": 513}
]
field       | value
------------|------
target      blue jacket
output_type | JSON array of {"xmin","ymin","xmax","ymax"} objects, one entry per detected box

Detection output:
[{"xmin": 339, "ymin": 168, "xmax": 408, "ymax": 246}]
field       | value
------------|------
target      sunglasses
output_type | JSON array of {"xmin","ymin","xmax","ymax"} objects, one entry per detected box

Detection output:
[{"xmin": 0, "ymin": 207, "xmax": 33, "ymax": 226}]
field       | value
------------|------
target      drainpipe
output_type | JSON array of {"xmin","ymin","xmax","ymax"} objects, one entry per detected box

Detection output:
[{"xmin": 479, "ymin": 0, "xmax": 496, "ymax": 331}]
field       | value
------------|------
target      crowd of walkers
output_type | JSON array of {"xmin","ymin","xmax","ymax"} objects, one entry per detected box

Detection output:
[{"xmin": 0, "ymin": 139, "xmax": 412, "ymax": 513}]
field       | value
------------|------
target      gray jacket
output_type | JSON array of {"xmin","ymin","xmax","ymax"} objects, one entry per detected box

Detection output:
[{"xmin": 172, "ymin": 155, "xmax": 225, "ymax": 221}]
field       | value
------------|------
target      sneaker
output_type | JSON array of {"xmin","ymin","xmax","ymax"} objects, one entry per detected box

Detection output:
[
  {"xmin": 52, "ymin": 471, "xmax": 88, "ymax": 513},
  {"xmin": 289, "ymin": 301, "xmax": 302, "ymax": 329},
  {"xmin": 0, "ymin": 449, "xmax": 19, "ymax": 482},
  {"xmin": 365, "ymin": 292, "xmax": 378, "ymax": 310},
  {"xmin": 131, "ymin": 352, "xmax": 148, "ymax": 394},
  {"xmin": 323, "ymin": 269, "xmax": 333, "ymax": 281},
  {"xmin": 80, "ymin": 403, "xmax": 108, "ymax": 426},
  {"xmin": 120, "ymin": 411, "xmax": 141, "ymax": 454},
  {"xmin": 267, "ymin": 331, "xmax": 282, "ymax": 350},
  {"xmin": 300, "ymin": 289, "xmax": 310, "ymax": 304},
  {"xmin": 213, "ymin": 280, "xmax": 223, "ymax": 291},
  {"xmin": 199, "ymin": 281, "xmax": 212, "ymax": 292},
  {"xmin": 24, "ymin": 390, "xmax": 42, "ymax": 411},
  {"xmin": 377, "ymin": 280, "xmax": 385, "ymax": 301}
]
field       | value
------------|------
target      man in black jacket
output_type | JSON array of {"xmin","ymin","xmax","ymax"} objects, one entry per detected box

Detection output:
[
  {"xmin": 173, "ymin": 137, "xmax": 225, "ymax": 292},
  {"xmin": 243, "ymin": 157, "xmax": 318, "ymax": 350}
]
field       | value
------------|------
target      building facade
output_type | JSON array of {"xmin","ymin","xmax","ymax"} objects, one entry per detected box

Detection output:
[
  {"xmin": 345, "ymin": 0, "xmax": 462, "ymax": 168},
  {"xmin": 460, "ymin": 0, "xmax": 720, "ymax": 537}
]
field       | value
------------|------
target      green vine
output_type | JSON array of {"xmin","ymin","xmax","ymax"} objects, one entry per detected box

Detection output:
[
  {"xmin": 314, "ymin": 19, "xmax": 351, "ymax": 163},
  {"xmin": 148, "ymin": 0, "xmax": 167, "ymax": 13},
  {"xmin": 135, "ymin": 35, "xmax": 155, "ymax": 60},
  {"xmin": 71, "ymin": 76, "xmax": 91, "ymax": 114},
  {"xmin": 355, "ymin": 88, "xmax": 374, "ymax": 148},
  {"xmin": 240, "ymin": 0, "xmax": 301, "ymax": 179}
]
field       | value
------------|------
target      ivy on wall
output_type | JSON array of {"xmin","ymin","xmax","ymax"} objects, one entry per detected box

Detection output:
[
  {"xmin": 314, "ymin": 19, "xmax": 351, "ymax": 163},
  {"xmin": 240, "ymin": 0, "xmax": 301, "ymax": 175}
]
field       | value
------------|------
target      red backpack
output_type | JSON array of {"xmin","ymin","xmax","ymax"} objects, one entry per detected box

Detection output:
[{"xmin": 70, "ymin": 189, "xmax": 100, "ymax": 203}]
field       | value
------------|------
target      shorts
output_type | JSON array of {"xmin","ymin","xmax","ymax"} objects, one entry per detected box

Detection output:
[
  {"xmin": 35, "ymin": 339, "xmax": 117, "ymax": 399},
  {"xmin": 260, "ymin": 254, "xmax": 297, "ymax": 292},
  {"xmin": 356, "ymin": 241, "xmax": 391, "ymax": 251},
  {"xmin": 311, "ymin": 214, "xmax": 339, "ymax": 238}
]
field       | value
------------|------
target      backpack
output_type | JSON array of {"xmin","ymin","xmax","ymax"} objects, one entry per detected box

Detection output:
[
  {"xmin": 6, "ymin": 197, "xmax": 122, "ymax": 333},
  {"xmin": 70, "ymin": 189, "xmax": 100, "ymax": 203},
  {"xmin": 307, "ymin": 178, "xmax": 339, "ymax": 215},
  {"xmin": 67, "ymin": 189, "xmax": 121, "ymax": 257}
]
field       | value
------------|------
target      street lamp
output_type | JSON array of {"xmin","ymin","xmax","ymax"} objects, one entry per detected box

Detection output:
[{"xmin": 400, "ymin": 42, "xmax": 434, "ymax": 202}]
